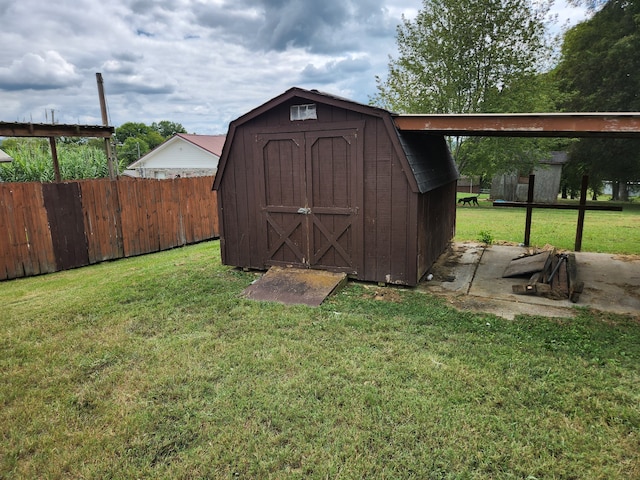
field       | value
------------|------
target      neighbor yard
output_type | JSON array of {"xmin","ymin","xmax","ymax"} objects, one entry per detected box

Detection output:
[{"xmin": 2, "ymin": 237, "xmax": 639, "ymax": 478}]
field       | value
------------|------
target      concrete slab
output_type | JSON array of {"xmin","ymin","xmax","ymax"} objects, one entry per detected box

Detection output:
[
  {"xmin": 420, "ymin": 242, "xmax": 640, "ymax": 320},
  {"xmin": 243, "ymin": 266, "xmax": 347, "ymax": 306}
]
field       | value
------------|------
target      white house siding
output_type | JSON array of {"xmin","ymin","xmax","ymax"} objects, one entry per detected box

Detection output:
[
  {"xmin": 146, "ymin": 168, "xmax": 215, "ymax": 179},
  {"xmin": 129, "ymin": 136, "xmax": 221, "ymax": 179},
  {"xmin": 144, "ymin": 139, "xmax": 218, "ymax": 169}
]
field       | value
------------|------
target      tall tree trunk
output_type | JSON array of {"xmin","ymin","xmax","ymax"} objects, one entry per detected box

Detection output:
[{"xmin": 618, "ymin": 181, "xmax": 629, "ymax": 202}]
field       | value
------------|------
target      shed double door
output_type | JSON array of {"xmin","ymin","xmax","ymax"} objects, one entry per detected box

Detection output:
[{"xmin": 256, "ymin": 126, "xmax": 362, "ymax": 274}]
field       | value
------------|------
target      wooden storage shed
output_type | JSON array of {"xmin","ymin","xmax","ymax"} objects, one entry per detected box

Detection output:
[{"xmin": 213, "ymin": 87, "xmax": 458, "ymax": 286}]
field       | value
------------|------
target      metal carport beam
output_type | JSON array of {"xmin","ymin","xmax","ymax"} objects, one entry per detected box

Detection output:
[{"xmin": 393, "ymin": 112, "xmax": 640, "ymax": 138}]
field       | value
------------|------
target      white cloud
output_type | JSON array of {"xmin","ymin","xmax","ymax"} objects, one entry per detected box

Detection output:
[
  {"xmin": 0, "ymin": 51, "xmax": 82, "ymax": 91},
  {"xmin": 0, "ymin": 0, "xmax": 589, "ymax": 134}
]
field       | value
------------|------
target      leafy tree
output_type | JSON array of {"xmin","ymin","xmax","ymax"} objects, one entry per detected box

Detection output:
[
  {"xmin": 557, "ymin": 1, "xmax": 640, "ymax": 112},
  {"xmin": 374, "ymin": 0, "xmax": 552, "ymax": 114},
  {"xmin": 151, "ymin": 120, "xmax": 187, "ymax": 138},
  {"xmin": 115, "ymin": 121, "xmax": 162, "ymax": 148},
  {"xmin": 456, "ymin": 72, "xmax": 564, "ymax": 177},
  {"xmin": 115, "ymin": 120, "xmax": 186, "ymax": 166},
  {"xmin": 114, "ymin": 122, "xmax": 151, "ymax": 144},
  {"xmin": 118, "ymin": 137, "xmax": 150, "ymax": 167},
  {"xmin": 554, "ymin": 0, "xmax": 640, "ymax": 199},
  {"xmin": 115, "ymin": 122, "xmax": 164, "ymax": 166},
  {"xmin": 143, "ymin": 131, "xmax": 165, "ymax": 150},
  {"xmin": 372, "ymin": 0, "xmax": 555, "ymax": 176},
  {"xmin": 567, "ymin": 0, "xmax": 608, "ymax": 10}
]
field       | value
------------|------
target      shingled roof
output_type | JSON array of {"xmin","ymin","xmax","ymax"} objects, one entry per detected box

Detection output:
[
  {"xmin": 396, "ymin": 131, "xmax": 459, "ymax": 194},
  {"xmin": 176, "ymin": 133, "xmax": 225, "ymax": 157}
]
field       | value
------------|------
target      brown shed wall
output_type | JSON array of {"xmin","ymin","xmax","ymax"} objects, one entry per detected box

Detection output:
[
  {"xmin": 417, "ymin": 181, "xmax": 457, "ymax": 279},
  {"xmin": 361, "ymin": 116, "xmax": 419, "ymax": 284}
]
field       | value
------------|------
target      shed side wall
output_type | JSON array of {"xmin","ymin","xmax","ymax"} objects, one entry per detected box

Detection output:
[
  {"xmin": 219, "ymin": 124, "xmax": 263, "ymax": 269},
  {"xmin": 362, "ymin": 116, "xmax": 418, "ymax": 285},
  {"xmin": 417, "ymin": 181, "xmax": 457, "ymax": 280}
]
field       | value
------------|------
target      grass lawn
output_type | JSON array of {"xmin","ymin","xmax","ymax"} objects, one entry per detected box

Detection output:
[
  {"xmin": 2, "ymin": 241, "xmax": 639, "ymax": 478},
  {"xmin": 455, "ymin": 195, "xmax": 640, "ymax": 255}
]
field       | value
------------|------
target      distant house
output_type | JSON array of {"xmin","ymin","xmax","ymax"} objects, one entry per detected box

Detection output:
[
  {"xmin": 0, "ymin": 148, "xmax": 13, "ymax": 163},
  {"xmin": 123, "ymin": 133, "xmax": 225, "ymax": 179},
  {"xmin": 491, "ymin": 151, "xmax": 568, "ymax": 204}
]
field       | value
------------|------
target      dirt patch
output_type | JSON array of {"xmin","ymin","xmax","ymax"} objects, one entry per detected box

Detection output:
[
  {"xmin": 613, "ymin": 253, "xmax": 640, "ymax": 263},
  {"xmin": 434, "ymin": 292, "xmax": 575, "ymax": 320},
  {"xmin": 621, "ymin": 283, "xmax": 640, "ymax": 300},
  {"xmin": 361, "ymin": 284, "xmax": 405, "ymax": 302},
  {"xmin": 427, "ymin": 244, "xmax": 465, "ymax": 282}
]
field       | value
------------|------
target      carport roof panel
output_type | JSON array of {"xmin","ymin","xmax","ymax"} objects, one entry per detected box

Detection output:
[{"xmin": 393, "ymin": 112, "xmax": 640, "ymax": 138}]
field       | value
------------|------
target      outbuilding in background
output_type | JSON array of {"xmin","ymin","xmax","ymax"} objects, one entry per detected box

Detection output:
[{"xmin": 491, "ymin": 151, "xmax": 568, "ymax": 203}]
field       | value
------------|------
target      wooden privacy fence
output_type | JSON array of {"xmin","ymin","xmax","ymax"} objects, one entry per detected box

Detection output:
[{"xmin": 0, "ymin": 176, "xmax": 219, "ymax": 281}]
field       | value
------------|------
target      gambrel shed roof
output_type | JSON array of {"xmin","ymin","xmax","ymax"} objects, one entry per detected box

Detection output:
[{"xmin": 213, "ymin": 87, "xmax": 458, "ymax": 193}]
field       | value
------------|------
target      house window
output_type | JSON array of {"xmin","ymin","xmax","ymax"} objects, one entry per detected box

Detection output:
[{"xmin": 290, "ymin": 104, "xmax": 317, "ymax": 121}]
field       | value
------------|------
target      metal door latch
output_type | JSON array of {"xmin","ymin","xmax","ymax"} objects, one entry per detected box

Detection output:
[{"xmin": 297, "ymin": 207, "xmax": 311, "ymax": 215}]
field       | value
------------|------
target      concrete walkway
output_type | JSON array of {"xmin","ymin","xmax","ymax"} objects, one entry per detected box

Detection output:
[{"xmin": 419, "ymin": 242, "xmax": 640, "ymax": 320}]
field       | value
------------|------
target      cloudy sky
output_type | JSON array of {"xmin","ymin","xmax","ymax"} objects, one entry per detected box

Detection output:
[{"xmin": 0, "ymin": 0, "xmax": 586, "ymax": 135}]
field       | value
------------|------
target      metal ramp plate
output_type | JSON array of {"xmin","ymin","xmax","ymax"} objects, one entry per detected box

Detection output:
[
  {"xmin": 502, "ymin": 250, "xmax": 552, "ymax": 278},
  {"xmin": 242, "ymin": 266, "xmax": 347, "ymax": 306}
]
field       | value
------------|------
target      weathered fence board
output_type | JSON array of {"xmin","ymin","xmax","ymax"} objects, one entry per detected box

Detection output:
[
  {"xmin": 0, "ymin": 176, "xmax": 219, "ymax": 281},
  {"xmin": 157, "ymin": 179, "xmax": 180, "ymax": 250},
  {"xmin": 80, "ymin": 179, "xmax": 124, "ymax": 264},
  {"xmin": 43, "ymin": 182, "xmax": 90, "ymax": 271},
  {"xmin": 0, "ymin": 182, "xmax": 57, "ymax": 279}
]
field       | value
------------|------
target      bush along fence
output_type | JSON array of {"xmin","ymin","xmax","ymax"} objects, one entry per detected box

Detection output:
[{"xmin": 0, "ymin": 176, "xmax": 219, "ymax": 281}]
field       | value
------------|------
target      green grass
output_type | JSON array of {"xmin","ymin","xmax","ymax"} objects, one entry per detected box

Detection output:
[
  {"xmin": 2, "ymin": 241, "xmax": 639, "ymax": 478},
  {"xmin": 455, "ymin": 194, "xmax": 640, "ymax": 254}
]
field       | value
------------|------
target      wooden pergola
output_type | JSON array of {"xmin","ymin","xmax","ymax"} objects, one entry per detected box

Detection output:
[
  {"xmin": 0, "ymin": 123, "xmax": 114, "ymax": 138},
  {"xmin": 0, "ymin": 73, "xmax": 117, "ymax": 181},
  {"xmin": 0, "ymin": 122, "xmax": 116, "ymax": 182}
]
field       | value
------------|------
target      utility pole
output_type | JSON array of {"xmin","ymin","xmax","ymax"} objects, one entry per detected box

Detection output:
[{"xmin": 96, "ymin": 73, "xmax": 117, "ymax": 180}]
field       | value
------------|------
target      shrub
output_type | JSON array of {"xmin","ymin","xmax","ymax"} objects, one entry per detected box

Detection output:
[{"xmin": 478, "ymin": 230, "xmax": 494, "ymax": 245}]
